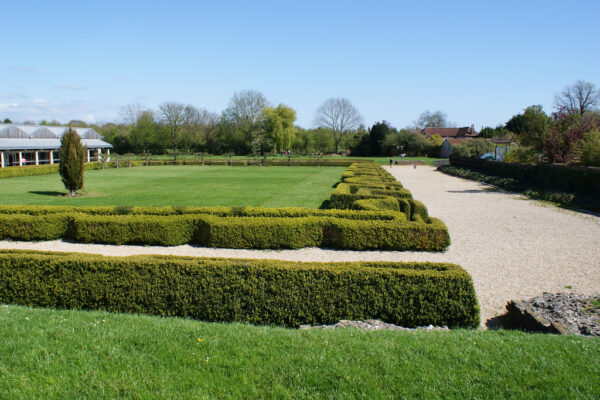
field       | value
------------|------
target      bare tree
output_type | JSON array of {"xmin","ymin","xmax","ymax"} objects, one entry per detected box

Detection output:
[
  {"xmin": 314, "ymin": 97, "xmax": 363, "ymax": 154},
  {"xmin": 182, "ymin": 105, "xmax": 201, "ymax": 154},
  {"xmin": 554, "ymin": 80, "xmax": 600, "ymax": 115},
  {"xmin": 223, "ymin": 90, "xmax": 268, "ymax": 132},
  {"xmin": 415, "ymin": 110, "xmax": 448, "ymax": 130},
  {"xmin": 120, "ymin": 104, "xmax": 144, "ymax": 127},
  {"xmin": 159, "ymin": 102, "xmax": 185, "ymax": 162}
]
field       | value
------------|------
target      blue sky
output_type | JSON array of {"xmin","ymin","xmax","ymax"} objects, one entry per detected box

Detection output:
[{"xmin": 2, "ymin": 0, "xmax": 599, "ymax": 130}]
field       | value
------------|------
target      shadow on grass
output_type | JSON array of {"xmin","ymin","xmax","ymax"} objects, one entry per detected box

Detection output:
[{"xmin": 29, "ymin": 191, "xmax": 66, "ymax": 197}]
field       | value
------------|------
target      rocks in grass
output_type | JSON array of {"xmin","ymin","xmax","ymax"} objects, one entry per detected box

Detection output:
[
  {"xmin": 299, "ymin": 319, "xmax": 449, "ymax": 331},
  {"xmin": 508, "ymin": 293, "xmax": 600, "ymax": 336}
]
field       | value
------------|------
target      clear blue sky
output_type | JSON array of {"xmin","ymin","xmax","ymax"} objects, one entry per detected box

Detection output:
[{"xmin": 2, "ymin": 0, "xmax": 599, "ymax": 130}]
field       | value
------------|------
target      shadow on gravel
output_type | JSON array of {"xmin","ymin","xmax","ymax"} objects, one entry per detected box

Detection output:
[{"xmin": 447, "ymin": 187, "xmax": 504, "ymax": 194}]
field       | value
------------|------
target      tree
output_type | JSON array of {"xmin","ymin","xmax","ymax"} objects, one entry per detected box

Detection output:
[
  {"xmin": 415, "ymin": 110, "xmax": 448, "ymax": 129},
  {"xmin": 507, "ymin": 105, "xmax": 550, "ymax": 153},
  {"xmin": 263, "ymin": 104, "xmax": 297, "ymax": 154},
  {"xmin": 554, "ymin": 80, "xmax": 600, "ymax": 115},
  {"xmin": 451, "ymin": 138, "xmax": 494, "ymax": 158},
  {"xmin": 579, "ymin": 131, "xmax": 600, "ymax": 167},
  {"xmin": 479, "ymin": 125, "xmax": 509, "ymax": 139},
  {"xmin": 159, "ymin": 102, "xmax": 186, "ymax": 162},
  {"xmin": 314, "ymin": 97, "xmax": 363, "ymax": 154},
  {"xmin": 120, "ymin": 104, "xmax": 144, "ymax": 127},
  {"xmin": 383, "ymin": 129, "xmax": 431, "ymax": 156},
  {"xmin": 221, "ymin": 90, "xmax": 269, "ymax": 154},
  {"xmin": 3, "ymin": 118, "xmax": 12, "ymax": 124},
  {"xmin": 59, "ymin": 127, "xmax": 86, "ymax": 196}
]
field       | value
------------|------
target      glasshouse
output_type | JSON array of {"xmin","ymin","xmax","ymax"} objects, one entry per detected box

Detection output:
[{"xmin": 0, "ymin": 123, "xmax": 112, "ymax": 167}]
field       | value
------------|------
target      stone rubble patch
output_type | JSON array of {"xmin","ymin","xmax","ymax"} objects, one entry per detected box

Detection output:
[{"xmin": 299, "ymin": 319, "xmax": 449, "ymax": 331}]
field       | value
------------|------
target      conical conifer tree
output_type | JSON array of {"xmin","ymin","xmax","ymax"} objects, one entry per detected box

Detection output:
[{"xmin": 59, "ymin": 126, "xmax": 86, "ymax": 196}]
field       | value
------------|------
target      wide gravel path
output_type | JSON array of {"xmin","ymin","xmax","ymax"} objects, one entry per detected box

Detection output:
[{"xmin": 2, "ymin": 166, "xmax": 599, "ymax": 325}]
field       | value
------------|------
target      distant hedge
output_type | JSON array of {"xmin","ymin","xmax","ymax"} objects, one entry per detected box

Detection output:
[
  {"xmin": 449, "ymin": 155, "xmax": 600, "ymax": 198},
  {"xmin": 0, "ymin": 250, "xmax": 480, "ymax": 328},
  {"xmin": 0, "ymin": 158, "xmax": 371, "ymax": 179},
  {"xmin": 443, "ymin": 157, "xmax": 600, "ymax": 211}
]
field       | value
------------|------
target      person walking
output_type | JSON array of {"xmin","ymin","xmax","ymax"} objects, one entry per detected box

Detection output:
[{"xmin": 389, "ymin": 157, "xmax": 393, "ymax": 168}]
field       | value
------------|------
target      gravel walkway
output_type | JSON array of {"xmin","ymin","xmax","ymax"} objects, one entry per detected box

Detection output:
[{"xmin": 2, "ymin": 166, "xmax": 599, "ymax": 325}]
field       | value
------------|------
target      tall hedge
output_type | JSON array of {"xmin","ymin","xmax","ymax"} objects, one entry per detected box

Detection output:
[{"xmin": 0, "ymin": 250, "xmax": 480, "ymax": 328}]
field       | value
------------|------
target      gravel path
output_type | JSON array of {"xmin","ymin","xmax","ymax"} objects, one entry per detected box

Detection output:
[{"xmin": 2, "ymin": 166, "xmax": 599, "ymax": 325}]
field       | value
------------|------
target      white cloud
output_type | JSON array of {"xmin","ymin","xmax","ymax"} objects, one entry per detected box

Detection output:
[
  {"xmin": 9, "ymin": 67, "xmax": 36, "ymax": 72},
  {"xmin": 0, "ymin": 99, "xmax": 98, "ymax": 124},
  {"xmin": 54, "ymin": 84, "xmax": 88, "ymax": 91}
]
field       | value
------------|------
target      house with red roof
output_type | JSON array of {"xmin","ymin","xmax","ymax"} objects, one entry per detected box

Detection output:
[{"xmin": 421, "ymin": 125, "xmax": 480, "ymax": 157}]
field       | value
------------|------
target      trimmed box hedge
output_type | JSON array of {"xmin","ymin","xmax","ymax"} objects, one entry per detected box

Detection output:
[
  {"xmin": 0, "ymin": 211, "xmax": 450, "ymax": 251},
  {"xmin": 0, "ymin": 250, "xmax": 480, "ymax": 328}
]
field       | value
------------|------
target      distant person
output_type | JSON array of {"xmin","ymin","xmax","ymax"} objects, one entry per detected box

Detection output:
[
  {"xmin": 413, "ymin": 164, "xmax": 417, "ymax": 169},
  {"xmin": 389, "ymin": 157, "xmax": 393, "ymax": 168}
]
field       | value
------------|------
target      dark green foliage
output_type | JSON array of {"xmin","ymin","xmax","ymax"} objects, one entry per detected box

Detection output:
[
  {"xmin": 0, "ymin": 250, "xmax": 480, "ymax": 328},
  {"xmin": 59, "ymin": 127, "xmax": 86, "ymax": 195},
  {"xmin": 451, "ymin": 138, "xmax": 494, "ymax": 157},
  {"xmin": 352, "ymin": 198, "xmax": 400, "ymax": 211},
  {"xmin": 0, "ymin": 164, "xmax": 59, "ymax": 179},
  {"xmin": 440, "ymin": 164, "xmax": 600, "ymax": 212}
]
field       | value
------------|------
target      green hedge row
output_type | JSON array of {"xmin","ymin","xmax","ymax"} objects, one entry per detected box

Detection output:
[
  {"xmin": 0, "ymin": 250, "xmax": 480, "ymax": 328},
  {"xmin": 0, "ymin": 212, "xmax": 451, "ymax": 251},
  {"xmin": 449, "ymin": 155, "xmax": 600, "ymax": 197},
  {"xmin": 439, "ymin": 165, "xmax": 599, "ymax": 212},
  {"xmin": 0, "ymin": 205, "xmax": 401, "ymax": 221}
]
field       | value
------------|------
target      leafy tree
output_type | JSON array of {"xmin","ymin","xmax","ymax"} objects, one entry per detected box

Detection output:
[
  {"xmin": 544, "ymin": 109, "xmax": 599, "ymax": 163},
  {"xmin": 507, "ymin": 105, "xmax": 550, "ymax": 153},
  {"xmin": 220, "ymin": 90, "xmax": 269, "ymax": 154},
  {"xmin": 479, "ymin": 125, "xmax": 509, "ymax": 139},
  {"xmin": 263, "ymin": 104, "xmax": 297, "ymax": 153},
  {"xmin": 2, "ymin": 118, "xmax": 11, "ymax": 124},
  {"xmin": 59, "ymin": 127, "xmax": 86, "ymax": 196},
  {"xmin": 579, "ymin": 131, "xmax": 600, "ymax": 166},
  {"xmin": 451, "ymin": 139, "xmax": 494, "ymax": 158},
  {"xmin": 314, "ymin": 97, "xmax": 363, "ymax": 154},
  {"xmin": 383, "ymin": 129, "xmax": 430, "ymax": 156}
]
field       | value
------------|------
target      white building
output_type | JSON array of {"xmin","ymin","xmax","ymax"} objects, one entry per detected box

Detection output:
[{"xmin": 0, "ymin": 123, "xmax": 112, "ymax": 168}]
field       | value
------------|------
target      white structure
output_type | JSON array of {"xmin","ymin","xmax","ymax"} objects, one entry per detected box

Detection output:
[{"xmin": 0, "ymin": 123, "xmax": 112, "ymax": 168}]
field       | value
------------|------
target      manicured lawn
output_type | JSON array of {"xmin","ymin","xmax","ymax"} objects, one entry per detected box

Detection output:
[
  {"xmin": 0, "ymin": 305, "xmax": 598, "ymax": 399},
  {"xmin": 0, "ymin": 166, "xmax": 344, "ymax": 208}
]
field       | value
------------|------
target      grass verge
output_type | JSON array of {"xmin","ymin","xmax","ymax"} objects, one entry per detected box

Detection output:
[{"xmin": 0, "ymin": 304, "xmax": 598, "ymax": 399}]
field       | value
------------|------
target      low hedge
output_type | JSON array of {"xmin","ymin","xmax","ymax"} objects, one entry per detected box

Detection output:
[
  {"xmin": 0, "ymin": 205, "xmax": 401, "ymax": 221},
  {"xmin": 0, "ymin": 164, "xmax": 59, "ymax": 178},
  {"xmin": 0, "ymin": 250, "xmax": 480, "ymax": 328},
  {"xmin": 352, "ymin": 197, "xmax": 400, "ymax": 211},
  {"xmin": 0, "ymin": 211, "xmax": 452, "ymax": 251}
]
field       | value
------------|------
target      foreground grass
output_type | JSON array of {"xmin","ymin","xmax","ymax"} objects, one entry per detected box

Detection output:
[
  {"xmin": 0, "ymin": 305, "xmax": 598, "ymax": 399},
  {"xmin": 0, "ymin": 166, "xmax": 343, "ymax": 208}
]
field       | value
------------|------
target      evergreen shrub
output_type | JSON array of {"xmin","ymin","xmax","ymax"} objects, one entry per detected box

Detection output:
[{"xmin": 0, "ymin": 250, "xmax": 480, "ymax": 328}]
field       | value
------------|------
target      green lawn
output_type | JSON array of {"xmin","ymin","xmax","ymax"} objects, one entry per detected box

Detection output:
[
  {"xmin": 0, "ymin": 166, "xmax": 344, "ymax": 208},
  {"xmin": 0, "ymin": 305, "xmax": 598, "ymax": 399}
]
